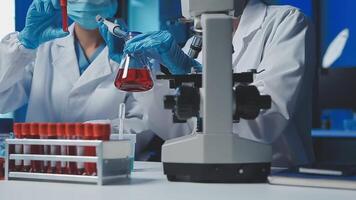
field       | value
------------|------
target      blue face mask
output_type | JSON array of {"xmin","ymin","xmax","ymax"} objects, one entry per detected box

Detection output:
[{"xmin": 68, "ymin": 0, "xmax": 118, "ymax": 30}]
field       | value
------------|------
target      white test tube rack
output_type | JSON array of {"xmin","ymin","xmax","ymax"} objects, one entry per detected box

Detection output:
[{"xmin": 4, "ymin": 139, "xmax": 132, "ymax": 185}]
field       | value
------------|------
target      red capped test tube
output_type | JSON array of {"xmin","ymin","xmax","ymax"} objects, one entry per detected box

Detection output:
[
  {"xmin": 30, "ymin": 123, "xmax": 41, "ymax": 173},
  {"xmin": 13, "ymin": 123, "xmax": 23, "ymax": 171},
  {"xmin": 56, "ymin": 123, "xmax": 67, "ymax": 174},
  {"xmin": 60, "ymin": 0, "xmax": 68, "ymax": 32},
  {"xmin": 47, "ymin": 123, "xmax": 58, "ymax": 173},
  {"xmin": 75, "ymin": 123, "xmax": 85, "ymax": 175},
  {"xmin": 93, "ymin": 124, "xmax": 110, "ymax": 175},
  {"xmin": 39, "ymin": 123, "xmax": 49, "ymax": 172},
  {"xmin": 84, "ymin": 124, "xmax": 96, "ymax": 176},
  {"xmin": 65, "ymin": 123, "xmax": 77, "ymax": 174},
  {"xmin": 21, "ymin": 123, "xmax": 31, "ymax": 172},
  {"xmin": 93, "ymin": 124, "xmax": 111, "ymax": 141}
]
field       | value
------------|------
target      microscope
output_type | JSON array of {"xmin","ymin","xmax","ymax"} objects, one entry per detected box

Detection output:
[{"xmin": 157, "ymin": 0, "xmax": 273, "ymax": 183}]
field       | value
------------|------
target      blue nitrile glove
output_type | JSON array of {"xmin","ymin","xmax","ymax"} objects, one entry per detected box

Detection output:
[
  {"xmin": 123, "ymin": 31, "xmax": 201, "ymax": 75},
  {"xmin": 98, "ymin": 19, "xmax": 127, "ymax": 63},
  {"xmin": 18, "ymin": 0, "xmax": 69, "ymax": 49}
]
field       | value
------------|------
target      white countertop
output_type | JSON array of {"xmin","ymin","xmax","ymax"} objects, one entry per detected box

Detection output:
[{"xmin": 0, "ymin": 162, "xmax": 355, "ymax": 200}]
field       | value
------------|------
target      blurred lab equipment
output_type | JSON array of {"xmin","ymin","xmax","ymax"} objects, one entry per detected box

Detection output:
[
  {"xmin": 60, "ymin": 0, "xmax": 68, "ymax": 32},
  {"xmin": 322, "ymin": 28, "xmax": 349, "ymax": 69},
  {"xmin": 0, "ymin": 119, "xmax": 13, "ymax": 154},
  {"xmin": 157, "ymin": 0, "xmax": 272, "ymax": 183},
  {"xmin": 344, "ymin": 118, "xmax": 356, "ymax": 131},
  {"xmin": 321, "ymin": 109, "xmax": 354, "ymax": 130},
  {"xmin": 0, "ymin": 119, "xmax": 13, "ymax": 180},
  {"xmin": 114, "ymin": 32, "xmax": 154, "ymax": 92}
]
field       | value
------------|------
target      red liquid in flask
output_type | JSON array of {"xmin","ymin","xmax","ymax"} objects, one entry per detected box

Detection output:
[{"xmin": 115, "ymin": 68, "xmax": 154, "ymax": 92}]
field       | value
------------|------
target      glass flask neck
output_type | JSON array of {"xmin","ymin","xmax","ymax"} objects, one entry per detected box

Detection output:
[{"xmin": 123, "ymin": 54, "xmax": 147, "ymax": 69}]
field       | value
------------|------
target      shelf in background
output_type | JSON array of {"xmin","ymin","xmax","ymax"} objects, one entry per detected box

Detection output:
[{"xmin": 312, "ymin": 129, "xmax": 356, "ymax": 138}]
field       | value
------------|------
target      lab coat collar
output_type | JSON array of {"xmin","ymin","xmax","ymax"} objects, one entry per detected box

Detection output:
[
  {"xmin": 232, "ymin": 0, "xmax": 267, "ymax": 66},
  {"xmin": 55, "ymin": 23, "xmax": 76, "ymax": 47},
  {"xmin": 52, "ymin": 24, "xmax": 80, "ymax": 86},
  {"xmin": 71, "ymin": 46, "xmax": 114, "ymax": 92},
  {"xmin": 236, "ymin": 0, "xmax": 267, "ymax": 38},
  {"xmin": 53, "ymin": 23, "xmax": 116, "ymax": 92}
]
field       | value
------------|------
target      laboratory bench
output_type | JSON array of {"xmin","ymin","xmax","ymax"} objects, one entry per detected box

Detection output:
[{"xmin": 0, "ymin": 162, "xmax": 355, "ymax": 200}]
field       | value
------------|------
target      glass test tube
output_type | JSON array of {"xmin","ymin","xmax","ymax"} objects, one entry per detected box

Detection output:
[
  {"xmin": 30, "ymin": 123, "xmax": 41, "ymax": 173},
  {"xmin": 75, "ymin": 123, "xmax": 85, "ymax": 175},
  {"xmin": 56, "ymin": 123, "xmax": 67, "ymax": 174},
  {"xmin": 21, "ymin": 123, "xmax": 31, "ymax": 172},
  {"xmin": 84, "ymin": 124, "xmax": 95, "ymax": 176},
  {"xmin": 92, "ymin": 124, "xmax": 111, "ymax": 175},
  {"xmin": 13, "ymin": 123, "xmax": 23, "ymax": 171},
  {"xmin": 39, "ymin": 123, "xmax": 48, "ymax": 173},
  {"xmin": 47, "ymin": 123, "xmax": 58, "ymax": 173},
  {"xmin": 65, "ymin": 123, "xmax": 77, "ymax": 174}
]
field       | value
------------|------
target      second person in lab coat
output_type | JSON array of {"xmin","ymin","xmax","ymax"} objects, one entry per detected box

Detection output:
[{"xmin": 121, "ymin": 0, "xmax": 316, "ymax": 167}]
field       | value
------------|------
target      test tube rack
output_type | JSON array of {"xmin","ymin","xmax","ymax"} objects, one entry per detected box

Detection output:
[{"xmin": 4, "ymin": 138, "xmax": 132, "ymax": 185}]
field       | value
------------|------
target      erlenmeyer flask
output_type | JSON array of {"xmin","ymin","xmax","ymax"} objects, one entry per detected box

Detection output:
[{"xmin": 114, "ymin": 32, "xmax": 154, "ymax": 92}]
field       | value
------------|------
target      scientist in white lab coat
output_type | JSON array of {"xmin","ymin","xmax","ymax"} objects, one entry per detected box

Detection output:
[
  {"xmin": 125, "ymin": 0, "xmax": 316, "ymax": 167},
  {"xmin": 0, "ymin": 0, "xmax": 315, "ymax": 166},
  {"xmin": 0, "ymin": 0, "xmax": 155, "ymax": 155}
]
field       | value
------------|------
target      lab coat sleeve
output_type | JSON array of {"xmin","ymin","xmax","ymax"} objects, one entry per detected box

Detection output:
[
  {"xmin": 0, "ymin": 32, "xmax": 35, "ymax": 113},
  {"xmin": 85, "ymin": 91, "xmax": 153, "ymax": 155},
  {"xmin": 133, "ymin": 62, "xmax": 196, "ymax": 141},
  {"xmin": 84, "ymin": 93, "xmax": 149, "ymax": 134},
  {"xmin": 121, "ymin": 92, "xmax": 155, "ymax": 154},
  {"xmin": 121, "ymin": 92, "xmax": 149, "ymax": 135},
  {"xmin": 234, "ymin": 10, "xmax": 315, "ymax": 144}
]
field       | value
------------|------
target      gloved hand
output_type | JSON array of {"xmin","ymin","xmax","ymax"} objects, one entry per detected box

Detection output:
[
  {"xmin": 98, "ymin": 19, "xmax": 127, "ymax": 63},
  {"xmin": 18, "ymin": 0, "xmax": 69, "ymax": 49},
  {"xmin": 123, "ymin": 31, "xmax": 202, "ymax": 75}
]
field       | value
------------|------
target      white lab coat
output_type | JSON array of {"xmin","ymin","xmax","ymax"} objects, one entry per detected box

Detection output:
[
  {"xmin": 0, "ymin": 25, "xmax": 153, "ymax": 154},
  {"xmin": 142, "ymin": 0, "xmax": 316, "ymax": 167}
]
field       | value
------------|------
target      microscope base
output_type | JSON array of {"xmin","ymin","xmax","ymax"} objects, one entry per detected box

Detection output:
[
  {"xmin": 163, "ymin": 162, "xmax": 271, "ymax": 183},
  {"xmin": 161, "ymin": 133, "xmax": 272, "ymax": 183}
]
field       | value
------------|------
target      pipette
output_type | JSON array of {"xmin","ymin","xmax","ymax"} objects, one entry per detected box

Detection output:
[
  {"xmin": 60, "ymin": 0, "xmax": 68, "ymax": 32},
  {"xmin": 96, "ymin": 15, "xmax": 129, "ymax": 40},
  {"xmin": 118, "ymin": 103, "xmax": 126, "ymax": 140}
]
